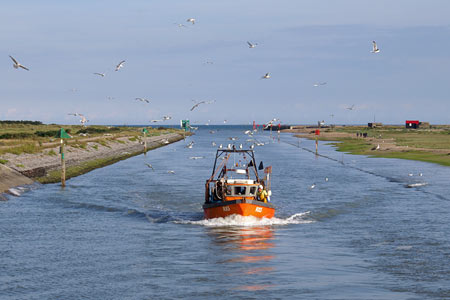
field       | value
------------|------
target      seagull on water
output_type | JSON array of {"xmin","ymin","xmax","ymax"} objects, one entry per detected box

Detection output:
[
  {"xmin": 168, "ymin": 170, "xmax": 175, "ymax": 174},
  {"xmin": 145, "ymin": 163, "xmax": 154, "ymax": 170},
  {"xmin": 93, "ymin": 72, "xmax": 105, "ymax": 77},
  {"xmin": 189, "ymin": 156, "xmax": 204, "ymax": 160},
  {"xmin": 186, "ymin": 18, "xmax": 196, "ymax": 24},
  {"xmin": 247, "ymin": 41, "xmax": 258, "ymax": 48},
  {"xmin": 261, "ymin": 73, "xmax": 270, "ymax": 79},
  {"xmin": 115, "ymin": 60, "xmax": 125, "ymax": 71},
  {"xmin": 371, "ymin": 41, "xmax": 380, "ymax": 53},
  {"xmin": 310, "ymin": 183, "xmax": 316, "ymax": 189},
  {"xmin": 325, "ymin": 177, "xmax": 329, "ymax": 182},
  {"xmin": 9, "ymin": 55, "xmax": 29, "ymax": 71},
  {"xmin": 136, "ymin": 97, "xmax": 150, "ymax": 103}
]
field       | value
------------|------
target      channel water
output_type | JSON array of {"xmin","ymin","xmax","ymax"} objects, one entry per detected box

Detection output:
[{"xmin": 1, "ymin": 126, "xmax": 449, "ymax": 299}]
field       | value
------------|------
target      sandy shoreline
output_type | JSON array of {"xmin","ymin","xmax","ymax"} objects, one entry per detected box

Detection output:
[{"xmin": 0, "ymin": 132, "xmax": 186, "ymax": 196}]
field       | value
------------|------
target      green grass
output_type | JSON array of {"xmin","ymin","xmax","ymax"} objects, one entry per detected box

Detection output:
[
  {"xmin": 0, "ymin": 159, "xmax": 8, "ymax": 164},
  {"xmin": 47, "ymin": 149, "xmax": 57, "ymax": 156},
  {"xmin": 369, "ymin": 150, "xmax": 450, "ymax": 166},
  {"xmin": 15, "ymin": 164, "xmax": 24, "ymax": 168},
  {"xmin": 327, "ymin": 138, "xmax": 373, "ymax": 154},
  {"xmin": 322, "ymin": 130, "xmax": 450, "ymax": 167},
  {"xmin": 0, "ymin": 143, "xmax": 39, "ymax": 155},
  {"xmin": 97, "ymin": 140, "xmax": 110, "ymax": 148}
]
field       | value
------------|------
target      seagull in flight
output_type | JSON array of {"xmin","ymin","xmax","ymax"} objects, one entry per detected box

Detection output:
[
  {"xmin": 93, "ymin": 72, "xmax": 105, "ymax": 77},
  {"xmin": 145, "ymin": 163, "xmax": 155, "ymax": 170},
  {"xmin": 80, "ymin": 115, "xmax": 89, "ymax": 126},
  {"xmin": 313, "ymin": 82, "xmax": 327, "ymax": 87},
  {"xmin": 371, "ymin": 41, "xmax": 380, "ymax": 53},
  {"xmin": 115, "ymin": 60, "xmax": 125, "ymax": 71},
  {"xmin": 150, "ymin": 119, "xmax": 162, "ymax": 123},
  {"xmin": 346, "ymin": 105, "xmax": 355, "ymax": 111},
  {"xmin": 190, "ymin": 100, "xmax": 206, "ymax": 111},
  {"xmin": 68, "ymin": 113, "xmax": 89, "ymax": 126},
  {"xmin": 186, "ymin": 18, "xmax": 196, "ymax": 24},
  {"xmin": 261, "ymin": 73, "xmax": 270, "ymax": 79},
  {"xmin": 174, "ymin": 23, "xmax": 187, "ymax": 28},
  {"xmin": 190, "ymin": 100, "xmax": 215, "ymax": 111},
  {"xmin": 247, "ymin": 41, "xmax": 258, "ymax": 48},
  {"xmin": 136, "ymin": 97, "xmax": 150, "ymax": 103},
  {"xmin": 9, "ymin": 55, "xmax": 29, "ymax": 71},
  {"xmin": 162, "ymin": 115, "xmax": 172, "ymax": 121}
]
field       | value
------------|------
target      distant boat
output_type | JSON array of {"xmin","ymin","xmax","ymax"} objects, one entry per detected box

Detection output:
[{"xmin": 203, "ymin": 147, "xmax": 275, "ymax": 219}]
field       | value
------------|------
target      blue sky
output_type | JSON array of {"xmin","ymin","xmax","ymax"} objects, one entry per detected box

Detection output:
[{"xmin": 1, "ymin": 0, "xmax": 450, "ymax": 125}]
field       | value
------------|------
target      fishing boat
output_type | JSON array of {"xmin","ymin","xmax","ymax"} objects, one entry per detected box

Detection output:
[{"xmin": 203, "ymin": 146, "xmax": 275, "ymax": 219}]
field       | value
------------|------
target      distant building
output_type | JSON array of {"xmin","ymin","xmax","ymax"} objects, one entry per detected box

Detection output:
[
  {"xmin": 368, "ymin": 122, "xmax": 383, "ymax": 128},
  {"xmin": 405, "ymin": 120, "xmax": 430, "ymax": 129}
]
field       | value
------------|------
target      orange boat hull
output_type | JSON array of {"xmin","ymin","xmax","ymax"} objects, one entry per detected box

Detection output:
[{"xmin": 203, "ymin": 200, "xmax": 275, "ymax": 219}]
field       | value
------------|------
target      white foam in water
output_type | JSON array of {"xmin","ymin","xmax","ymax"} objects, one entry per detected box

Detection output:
[
  {"xmin": 406, "ymin": 182, "xmax": 428, "ymax": 188},
  {"xmin": 8, "ymin": 188, "xmax": 22, "ymax": 196},
  {"xmin": 178, "ymin": 211, "xmax": 314, "ymax": 227}
]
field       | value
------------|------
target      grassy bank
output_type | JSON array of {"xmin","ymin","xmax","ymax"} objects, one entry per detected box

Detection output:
[
  {"xmin": 36, "ymin": 150, "xmax": 141, "ymax": 184},
  {"xmin": 295, "ymin": 125, "xmax": 450, "ymax": 167},
  {"xmin": 35, "ymin": 135, "xmax": 181, "ymax": 184},
  {"xmin": 0, "ymin": 121, "xmax": 182, "ymax": 156}
]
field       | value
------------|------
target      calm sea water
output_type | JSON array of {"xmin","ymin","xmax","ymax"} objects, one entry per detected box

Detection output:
[{"xmin": 1, "ymin": 126, "xmax": 449, "ymax": 299}]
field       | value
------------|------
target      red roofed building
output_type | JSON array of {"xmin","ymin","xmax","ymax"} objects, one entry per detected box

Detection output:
[{"xmin": 405, "ymin": 120, "xmax": 420, "ymax": 129}]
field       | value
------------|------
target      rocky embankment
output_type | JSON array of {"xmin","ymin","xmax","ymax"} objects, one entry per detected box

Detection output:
[{"xmin": 0, "ymin": 132, "xmax": 185, "ymax": 193}]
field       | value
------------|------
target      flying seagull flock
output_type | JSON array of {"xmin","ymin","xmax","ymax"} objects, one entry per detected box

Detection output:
[{"xmin": 7, "ymin": 14, "xmax": 381, "ymax": 128}]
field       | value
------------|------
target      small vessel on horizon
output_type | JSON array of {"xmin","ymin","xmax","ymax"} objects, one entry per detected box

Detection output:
[{"xmin": 203, "ymin": 147, "xmax": 275, "ymax": 219}]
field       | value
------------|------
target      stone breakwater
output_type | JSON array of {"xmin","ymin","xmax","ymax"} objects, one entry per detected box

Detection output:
[{"xmin": 0, "ymin": 132, "xmax": 186, "ymax": 193}]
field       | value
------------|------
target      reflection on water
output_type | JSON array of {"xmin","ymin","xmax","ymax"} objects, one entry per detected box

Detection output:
[{"xmin": 207, "ymin": 226, "xmax": 276, "ymax": 291}]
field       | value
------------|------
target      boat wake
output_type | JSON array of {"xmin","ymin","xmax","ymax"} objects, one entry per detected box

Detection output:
[{"xmin": 177, "ymin": 211, "xmax": 314, "ymax": 227}]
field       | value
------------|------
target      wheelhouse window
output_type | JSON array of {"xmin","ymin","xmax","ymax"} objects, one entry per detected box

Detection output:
[
  {"xmin": 234, "ymin": 186, "xmax": 246, "ymax": 195},
  {"xmin": 249, "ymin": 186, "xmax": 256, "ymax": 196}
]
